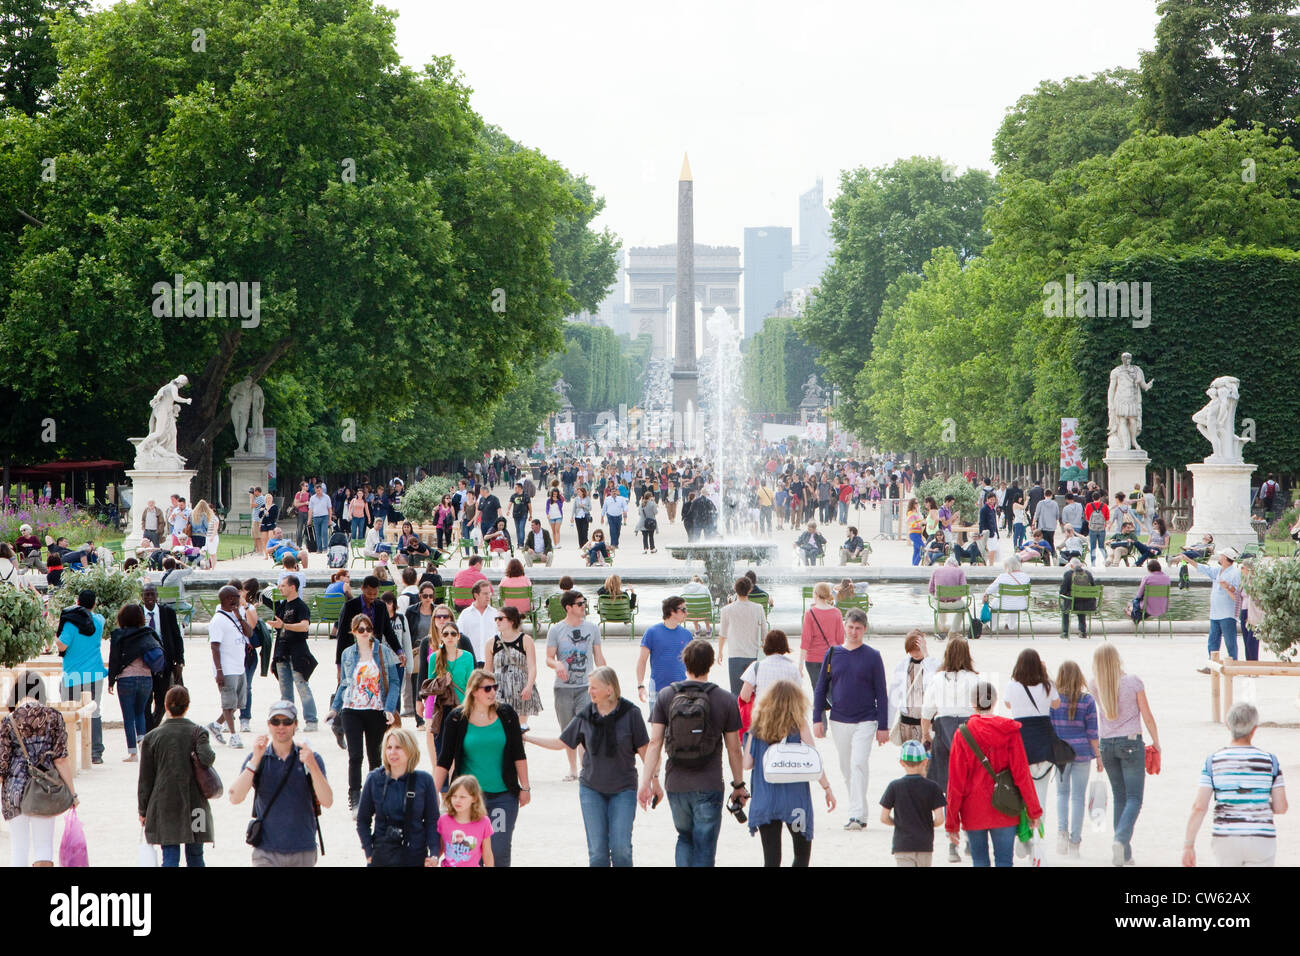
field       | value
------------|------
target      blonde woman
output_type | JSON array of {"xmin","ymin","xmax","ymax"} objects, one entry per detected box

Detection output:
[
  {"xmin": 597, "ymin": 573, "xmax": 637, "ymax": 611},
  {"xmin": 355, "ymin": 727, "xmax": 438, "ymax": 867},
  {"xmin": 1091, "ymin": 643, "xmax": 1160, "ymax": 866},
  {"xmin": 745, "ymin": 679, "xmax": 835, "ymax": 866},
  {"xmin": 799, "ymin": 582, "xmax": 844, "ymax": 685},
  {"xmin": 433, "ymin": 669, "xmax": 530, "ymax": 867},
  {"xmin": 1050, "ymin": 661, "xmax": 1100, "ymax": 857}
]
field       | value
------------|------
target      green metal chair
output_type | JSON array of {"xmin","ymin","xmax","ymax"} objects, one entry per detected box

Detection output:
[
  {"xmin": 751, "ymin": 593, "xmax": 770, "ymax": 615},
  {"xmin": 801, "ymin": 585, "xmax": 815, "ymax": 616},
  {"xmin": 836, "ymin": 593, "xmax": 870, "ymax": 616},
  {"xmin": 311, "ymin": 594, "xmax": 347, "ymax": 636},
  {"xmin": 155, "ymin": 585, "xmax": 193, "ymax": 628},
  {"xmin": 988, "ymin": 582, "xmax": 1032, "ymax": 639},
  {"xmin": 1135, "ymin": 584, "xmax": 1173, "ymax": 639},
  {"xmin": 545, "ymin": 593, "xmax": 565, "ymax": 633},
  {"xmin": 1062, "ymin": 584, "xmax": 1106, "ymax": 639},
  {"xmin": 596, "ymin": 595, "xmax": 636, "ymax": 638},
  {"xmin": 350, "ymin": 541, "xmax": 375, "ymax": 569},
  {"xmin": 681, "ymin": 594, "xmax": 716, "ymax": 631},
  {"xmin": 448, "ymin": 586, "xmax": 475, "ymax": 611},
  {"xmin": 500, "ymin": 586, "xmax": 541, "ymax": 634},
  {"xmin": 458, "ymin": 539, "xmax": 488, "ymax": 568},
  {"xmin": 928, "ymin": 584, "xmax": 970, "ymax": 636},
  {"xmin": 193, "ymin": 593, "xmax": 218, "ymax": 622}
]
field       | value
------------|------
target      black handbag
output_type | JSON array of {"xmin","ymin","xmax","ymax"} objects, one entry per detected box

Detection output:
[
  {"xmin": 370, "ymin": 777, "xmax": 417, "ymax": 867},
  {"xmin": 191, "ymin": 726, "xmax": 224, "ymax": 799}
]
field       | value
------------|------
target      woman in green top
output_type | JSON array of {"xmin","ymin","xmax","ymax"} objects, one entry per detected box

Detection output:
[{"xmin": 424, "ymin": 623, "xmax": 474, "ymax": 763}]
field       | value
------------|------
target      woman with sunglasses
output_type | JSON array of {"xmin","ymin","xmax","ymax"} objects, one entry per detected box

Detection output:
[
  {"xmin": 327, "ymin": 616, "xmax": 401, "ymax": 816},
  {"xmin": 490, "ymin": 607, "xmax": 541, "ymax": 732},
  {"xmin": 398, "ymin": 521, "xmax": 431, "ymax": 565},
  {"xmin": 422, "ymin": 620, "xmax": 475, "ymax": 760},
  {"xmin": 582, "ymin": 529, "xmax": 610, "ymax": 567},
  {"xmin": 434, "ymin": 669, "xmax": 530, "ymax": 867}
]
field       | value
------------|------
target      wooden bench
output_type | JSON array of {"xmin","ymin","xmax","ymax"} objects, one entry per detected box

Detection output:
[
  {"xmin": 1206, "ymin": 655, "xmax": 1300, "ymax": 726},
  {"xmin": 0, "ymin": 666, "xmax": 94, "ymax": 775}
]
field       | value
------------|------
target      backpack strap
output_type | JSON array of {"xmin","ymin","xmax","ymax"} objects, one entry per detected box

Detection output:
[{"xmin": 958, "ymin": 723, "xmax": 999, "ymax": 782}]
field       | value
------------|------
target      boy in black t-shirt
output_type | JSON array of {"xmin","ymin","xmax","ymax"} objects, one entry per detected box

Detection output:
[{"xmin": 879, "ymin": 739, "xmax": 946, "ymax": 866}]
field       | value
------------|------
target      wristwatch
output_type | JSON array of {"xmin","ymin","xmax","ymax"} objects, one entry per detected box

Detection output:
[
  {"xmin": 637, "ymin": 684, "xmax": 645, "ymax": 689},
  {"xmin": 731, "ymin": 780, "xmax": 747, "ymax": 789}
]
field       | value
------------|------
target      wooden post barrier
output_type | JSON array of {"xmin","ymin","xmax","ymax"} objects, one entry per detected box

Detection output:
[{"xmin": 1207, "ymin": 658, "xmax": 1300, "ymax": 725}]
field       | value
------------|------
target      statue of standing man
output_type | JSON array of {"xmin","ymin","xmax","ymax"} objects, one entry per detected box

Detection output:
[
  {"xmin": 136, "ymin": 375, "xmax": 191, "ymax": 469},
  {"xmin": 1192, "ymin": 375, "xmax": 1251, "ymax": 464},
  {"xmin": 1107, "ymin": 353, "xmax": 1154, "ymax": 453},
  {"xmin": 229, "ymin": 376, "xmax": 266, "ymax": 456}
]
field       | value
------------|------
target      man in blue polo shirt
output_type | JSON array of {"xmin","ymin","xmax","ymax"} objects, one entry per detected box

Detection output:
[
  {"xmin": 636, "ymin": 596, "xmax": 693, "ymax": 705},
  {"xmin": 230, "ymin": 701, "xmax": 332, "ymax": 866}
]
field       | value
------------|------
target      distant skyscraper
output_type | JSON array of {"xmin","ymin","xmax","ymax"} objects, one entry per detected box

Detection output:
[
  {"xmin": 743, "ymin": 226, "xmax": 792, "ymax": 338},
  {"xmin": 785, "ymin": 176, "xmax": 833, "ymax": 295}
]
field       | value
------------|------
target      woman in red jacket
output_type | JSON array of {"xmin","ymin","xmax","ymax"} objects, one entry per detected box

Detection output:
[{"xmin": 945, "ymin": 681, "xmax": 1042, "ymax": 867}]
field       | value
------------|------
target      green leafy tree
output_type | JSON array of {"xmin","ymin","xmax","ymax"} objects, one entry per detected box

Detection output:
[
  {"xmin": 1140, "ymin": 0, "xmax": 1300, "ymax": 138},
  {"xmin": 0, "ymin": 0, "xmax": 88, "ymax": 115},
  {"xmin": 797, "ymin": 156, "xmax": 995, "ymax": 398},
  {"xmin": 992, "ymin": 68, "xmax": 1142, "ymax": 181},
  {"xmin": 0, "ymin": 0, "xmax": 611, "ymax": 497},
  {"xmin": 742, "ymin": 315, "xmax": 822, "ymax": 413}
]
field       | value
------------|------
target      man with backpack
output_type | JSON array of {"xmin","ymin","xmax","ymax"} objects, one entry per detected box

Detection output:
[
  {"xmin": 1257, "ymin": 474, "xmax": 1281, "ymax": 519},
  {"xmin": 1059, "ymin": 558, "xmax": 1097, "ymax": 639},
  {"xmin": 813, "ymin": 607, "xmax": 889, "ymax": 831},
  {"xmin": 638, "ymin": 639, "xmax": 745, "ymax": 867},
  {"xmin": 1084, "ymin": 492, "xmax": 1109, "ymax": 567}
]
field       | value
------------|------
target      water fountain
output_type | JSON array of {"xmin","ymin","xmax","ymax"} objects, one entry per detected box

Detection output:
[{"xmin": 669, "ymin": 307, "xmax": 777, "ymax": 601}]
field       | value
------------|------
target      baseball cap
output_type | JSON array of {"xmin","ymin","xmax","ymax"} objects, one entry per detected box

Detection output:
[
  {"xmin": 900, "ymin": 740, "xmax": 928, "ymax": 763},
  {"xmin": 1219, "ymin": 547, "xmax": 1240, "ymax": 562},
  {"xmin": 268, "ymin": 700, "xmax": 297, "ymax": 721}
]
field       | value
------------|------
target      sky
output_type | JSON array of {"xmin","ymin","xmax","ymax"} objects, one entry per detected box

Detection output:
[{"xmin": 388, "ymin": 0, "xmax": 1163, "ymax": 248}]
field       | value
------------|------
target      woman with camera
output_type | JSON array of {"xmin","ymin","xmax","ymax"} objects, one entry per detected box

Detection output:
[{"xmin": 356, "ymin": 727, "xmax": 439, "ymax": 867}]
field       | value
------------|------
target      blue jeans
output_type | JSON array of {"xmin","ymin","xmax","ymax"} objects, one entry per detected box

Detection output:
[
  {"xmin": 607, "ymin": 514, "xmax": 622, "ymax": 547},
  {"xmin": 837, "ymin": 501, "xmax": 848, "ymax": 523},
  {"xmin": 312, "ymin": 515, "xmax": 329, "ymax": 552},
  {"xmin": 666, "ymin": 790, "xmax": 723, "ymax": 867},
  {"xmin": 484, "ymin": 791, "xmax": 520, "ymax": 868},
  {"xmin": 1089, "ymin": 530, "xmax": 1106, "ymax": 564},
  {"xmin": 578, "ymin": 785, "xmax": 637, "ymax": 867},
  {"xmin": 966, "ymin": 826, "xmax": 1017, "ymax": 867},
  {"xmin": 1057, "ymin": 760, "xmax": 1091, "ymax": 844},
  {"xmin": 240, "ymin": 657, "xmax": 257, "ymax": 722},
  {"xmin": 116, "ymin": 675, "xmax": 152, "ymax": 753},
  {"xmin": 909, "ymin": 532, "xmax": 923, "ymax": 565},
  {"xmin": 1013, "ymin": 522, "xmax": 1026, "ymax": 550},
  {"xmin": 1241, "ymin": 610, "xmax": 1259, "ymax": 661},
  {"xmin": 1101, "ymin": 736, "xmax": 1145, "ymax": 860},
  {"xmin": 350, "ymin": 516, "xmax": 365, "ymax": 540},
  {"xmin": 1208, "ymin": 617, "xmax": 1238, "ymax": 659},
  {"xmin": 728, "ymin": 657, "xmax": 755, "ymax": 696},
  {"xmin": 161, "ymin": 844, "xmax": 205, "ymax": 867},
  {"xmin": 64, "ymin": 679, "xmax": 104, "ymax": 761},
  {"xmin": 276, "ymin": 661, "xmax": 318, "ymax": 724},
  {"xmin": 514, "ymin": 516, "xmax": 528, "ymax": 549}
]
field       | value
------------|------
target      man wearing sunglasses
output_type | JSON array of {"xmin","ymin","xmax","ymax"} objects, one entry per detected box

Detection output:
[
  {"xmin": 229, "ymin": 701, "xmax": 332, "ymax": 867},
  {"xmin": 546, "ymin": 590, "xmax": 607, "ymax": 781}
]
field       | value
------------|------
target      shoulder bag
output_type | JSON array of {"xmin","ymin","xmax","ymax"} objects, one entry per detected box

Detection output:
[
  {"xmin": 191, "ymin": 726, "xmax": 224, "ymax": 799},
  {"xmin": 246, "ymin": 747, "xmax": 298, "ymax": 847},
  {"xmin": 4, "ymin": 715, "xmax": 74, "ymax": 817},
  {"xmin": 1027, "ymin": 685, "xmax": 1076, "ymax": 771},
  {"xmin": 958, "ymin": 722, "xmax": 1024, "ymax": 818},
  {"xmin": 761, "ymin": 734, "xmax": 823, "ymax": 784}
]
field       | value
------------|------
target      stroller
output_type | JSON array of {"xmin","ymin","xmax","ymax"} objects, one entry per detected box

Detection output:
[{"xmin": 327, "ymin": 530, "xmax": 350, "ymax": 569}]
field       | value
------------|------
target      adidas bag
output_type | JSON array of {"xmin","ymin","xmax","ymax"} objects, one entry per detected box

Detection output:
[{"xmin": 762, "ymin": 739, "xmax": 823, "ymax": 784}]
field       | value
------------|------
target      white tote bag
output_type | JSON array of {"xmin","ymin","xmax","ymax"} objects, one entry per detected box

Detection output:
[
  {"xmin": 137, "ymin": 826, "xmax": 157, "ymax": 867},
  {"xmin": 762, "ymin": 739, "xmax": 823, "ymax": 784}
]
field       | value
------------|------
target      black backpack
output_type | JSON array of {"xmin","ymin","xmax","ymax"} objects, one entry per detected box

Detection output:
[{"xmin": 666, "ymin": 682, "xmax": 717, "ymax": 770}]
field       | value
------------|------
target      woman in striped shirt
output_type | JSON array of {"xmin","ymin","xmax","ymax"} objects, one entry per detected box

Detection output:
[{"xmin": 1050, "ymin": 661, "xmax": 1099, "ymax": 857}]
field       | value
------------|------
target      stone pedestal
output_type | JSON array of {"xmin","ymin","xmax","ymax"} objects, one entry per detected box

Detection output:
[
  {"xmin": 123, "ymin": 468, "xmax": 196, "ymax": 550},
  {"xmin": 1104, "ymin": 451, "xmax": 1149, "ymax": 497},
  {"xmin": 227, "ymin": 454, "xmax": 274, "ymax": 535},
  {"xmin": 1186, "ymin": 462, "xmax": 1258, "ymax": 551}
]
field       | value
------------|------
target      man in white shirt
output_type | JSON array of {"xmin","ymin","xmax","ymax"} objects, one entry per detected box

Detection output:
[
  {"xmin": 456, "ymin": 581, "xmax": 497, "ymax": 666},
  {"xmin": 308, "ymin": 486, "xmax": 332, "ymax": 554},
  {"xmin": 521, "ymin": 518, "xmax": 554, "ymax": 567},
  {"xmin": 207, "ymin": 585, "xmax": 250, "ymax": 748},
  {"xmin": 600, "ymin": 489, "xmax": 628, "ymax": 548}
]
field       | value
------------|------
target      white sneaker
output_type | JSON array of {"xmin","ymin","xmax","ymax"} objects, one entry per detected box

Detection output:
[
  {"xmin": 1112, "ymin": 841, "xmax": 1126, "ymax": 867},
  {"xmin": 206, "ymin": 721, "xmax": 226, "ymax": 744},
  {"xmin": 229, "ymin": 734, "xmax": 244, "ymax": 749},
  {"xmin": 843, "ymin": 818, "xmax": 866, "ymax": 831},
  {"xmin": 1068, "ymin": 841, "xmax": 1081, "ymax": 858},
  {"xmin": 240, "ymin": 720, "xmax": 251, "ymax": 733},
  {"xmin": 1056, "ymin": 832, "xmax": 1069, "ymax": 855}
]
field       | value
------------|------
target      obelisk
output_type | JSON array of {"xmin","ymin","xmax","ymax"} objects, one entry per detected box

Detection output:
[{"xmin": 671, "ymin": 152, "xmax": 698, "ymax": 445}]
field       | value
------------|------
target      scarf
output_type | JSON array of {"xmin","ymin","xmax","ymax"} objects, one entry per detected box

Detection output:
[
  {"xmin": 585, "ymin": 698, "xmax": 633, "ymax": 758},
  {"xmin": 58, "ymin": 606, "xmax": 97, "ymax": 637}
]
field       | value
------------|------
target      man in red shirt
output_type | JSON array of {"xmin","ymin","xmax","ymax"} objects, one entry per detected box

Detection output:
[{"xmin": 451, "ymin": 555, "xmax": 489, "ymax": 609}]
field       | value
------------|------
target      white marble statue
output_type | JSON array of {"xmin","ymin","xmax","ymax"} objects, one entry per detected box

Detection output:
[
  {"xmin": 1192, "ymin": 375, "xmax": 1252, "ymax": 464},
  {"xmin": 1107, "ymin": 352, "xmax": 1154, "ymax": 453},
  {"xmin": 229, "ymin": 376, "xmax": 266, "ymax": 456},
  {"xmin": 135, "ymin": 375, "xmax": 191, "ymax": 469}
]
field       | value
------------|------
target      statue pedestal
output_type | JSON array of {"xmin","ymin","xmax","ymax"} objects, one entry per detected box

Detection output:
[
  {"xmin": 123, "ymin": 468, "xmax": 197, "ymax": 550},
  {"xmin": 226, "ymin": 454, "xmax": 274, "ymax": 535},
  {"xmin": 1186, "ymin": 462, "xmax": 1258, "ymax": 551},
  {"xmin": 1104, "ymin": 451, "xmax": 1150, "ymax": 498}
]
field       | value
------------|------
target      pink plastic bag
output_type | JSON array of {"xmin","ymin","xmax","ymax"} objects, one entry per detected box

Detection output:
[{"xmin": 59, "ymin": 808, "xmax": 89, "ymax": 867}]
